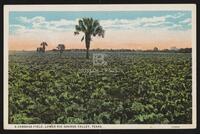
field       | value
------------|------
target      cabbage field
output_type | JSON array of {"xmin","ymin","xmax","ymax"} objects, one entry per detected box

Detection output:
[{"xmin": 8, "ymin": 51, "xmax": 192, "ymax": 124}]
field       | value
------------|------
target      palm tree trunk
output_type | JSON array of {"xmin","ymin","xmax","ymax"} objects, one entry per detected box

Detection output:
[
  {"xmin": 85, "ymin": 35, "xmax": 90, "ymax": 59},
  {"xmin": 43, "ymin": 45, "xmax": 45, "ymax": 53},
  {"xmin": 86, "ymin": 48, "xmax": 89, "ymax": 59}
]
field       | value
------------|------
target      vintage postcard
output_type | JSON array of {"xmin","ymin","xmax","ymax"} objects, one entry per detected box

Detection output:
[{"xmin": 4, "ymin": 4, "xmax": 196, "ymax": 129}]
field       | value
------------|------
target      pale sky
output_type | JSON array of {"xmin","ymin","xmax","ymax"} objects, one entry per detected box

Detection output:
[{"xmin": 9, "ymin": 11, "xmax": 192, "ymax": 50}]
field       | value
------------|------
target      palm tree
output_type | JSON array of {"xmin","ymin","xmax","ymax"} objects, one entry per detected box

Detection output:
[
  {"xmin": 153, "ymin": 47, "xmax": 159, "ymax": 52},
  {"xmin": 57, "ymin": 44, "xmax": 65, "ymax": 56},
  {"xmin": 40, "ymin": 42, "xmax": 48, "ymax": 52},
  {"xmin": 74, "ymin": 18, "xmax": 105, "ymax": 59}
]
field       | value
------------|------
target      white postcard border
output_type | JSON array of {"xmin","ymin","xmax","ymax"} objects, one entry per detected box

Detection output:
[{"xmin": 3, "ymin": 4, "xmax": 197, "ymax": 130}]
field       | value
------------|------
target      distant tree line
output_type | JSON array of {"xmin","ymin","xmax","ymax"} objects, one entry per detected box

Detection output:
[
  {"xmin": 50, "ymin": 48, "xmax": 192, "ymax": 53},
  {"xmin": 160, "ymin": 48, "xmax": 192, "ymax": 53}
]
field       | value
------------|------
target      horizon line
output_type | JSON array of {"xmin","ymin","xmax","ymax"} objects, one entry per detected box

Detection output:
[{"xmin": 9, "ymin": 47, "xmax": 192, "ymax": 51}]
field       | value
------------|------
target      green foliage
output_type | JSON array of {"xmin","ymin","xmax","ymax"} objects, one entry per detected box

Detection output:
[{"xmin": 9, "ymin": 51, "xmax": 192, "ymax": 124}]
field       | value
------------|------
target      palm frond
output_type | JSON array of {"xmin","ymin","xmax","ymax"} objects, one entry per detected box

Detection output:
[
  {"xmin": 78, "ymin": 20, "xmax": 87, "ymax": 32},
  {"xmin": 74, "ymin": 17, "xmax": 105, "ymax": 39},
  {"xmin": 40, "ymin": 42, "xmax": 48, "ymax": 46},
  {"xmin": 93, "ymin": 26, "xmax": 105, "ymax": 37},
  {"xmin": 75, "ymin": 25, "xmax": 81, "ymax": 31},
  {"xmin": 81, "ymin": 36, "xmax": 84, "ymax": 42},
  {"xmin": 74, "ymin": 31, "xmax": 79, "ymax": 35}
]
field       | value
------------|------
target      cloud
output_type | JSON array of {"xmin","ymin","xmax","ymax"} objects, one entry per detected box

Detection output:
[
  {"xmin": 179, "ymin": 18, "xmax": 191, "ymax": 24},
  {"xmin": 100, "ymin": 12, "xmax": 189, "ymax": 30},
  {"xmin": 12, "ymin": 12, "xmax": 190, "ymax": 36},
  {"xmin": 143, "ymin": 22, "xmax": 172, "ymax": 27},
  {"xmin": 10, "ymin": 24, "xmax": 25, "ymax": 29},
  {"xmin": 165, "ymin": 12, "xmax": 184, "ymax": 19},
  {"xmin": 9, "ymin": 24, "xmax": 26, "ymax": 34},
  {"xmin": 17, "ymin": 16, "xmax": 77, "ymax": 32},
  {"xmin": 17, "ymin": 16, "xmax": 31, "ymax": 23},
  {"xmin": 18, "ymin": 16, "xmax": 46, "ymax": 23},
  {"xmin": 100, "ymin": 16, "xmax": 167, "ymax": 29}
]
